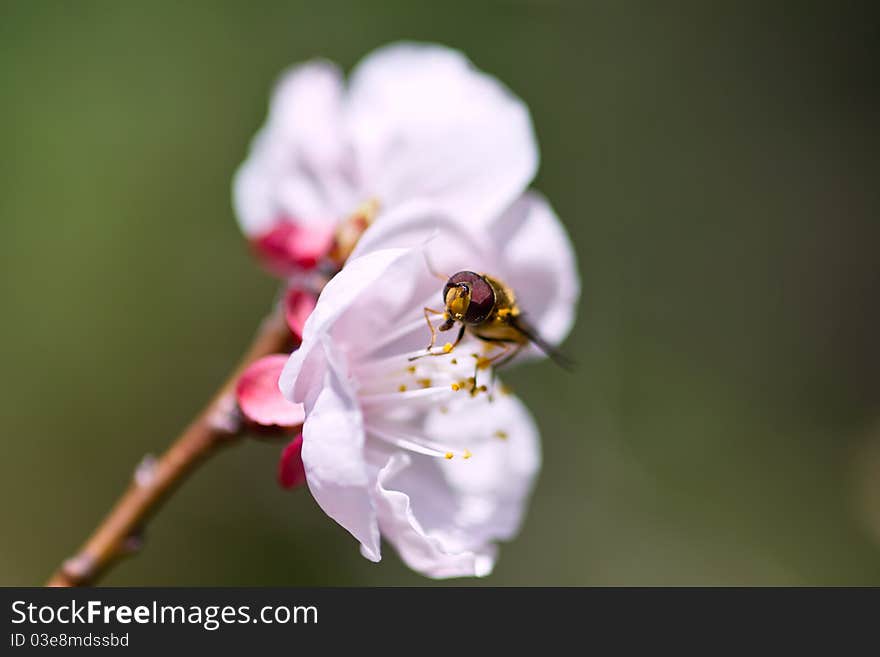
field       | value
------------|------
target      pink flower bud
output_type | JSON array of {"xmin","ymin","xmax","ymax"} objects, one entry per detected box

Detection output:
[
  {"xmin": 284, "ymin": 288, "xmax": 317, "ymax": 345},
  {"xmin": 278, "ymin": 435, "xmax": 306, "ymax": 489},
  {"xmin": 251, "ymin": 221, "xmax": 334, "ymax": 276},
  {"xmin": 236, "ymin": 354, "xmax": 305, "ymax": 428}
]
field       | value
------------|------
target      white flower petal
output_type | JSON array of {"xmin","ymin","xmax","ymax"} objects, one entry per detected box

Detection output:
[
  {"xmin": 299, "ymin": 339, "xmax": 381, "ymax": 562},
  {"xmin": 346, "ymin": 42, "xmax": 538, "ymax": 226},
  {"xmin": 424, "ymin": 392, "xmax": 541, "ymax": 544},
  {"xmin": 348, "ymin": 200, "xmax": 491, "ymax": 273},
  {"xmin": 280, "ymin": 247, "xmax": 410, "ymax": 404},
  {"xmin": 367, "ymin": 392, "xmax": 540, "ymax": 578},
  {"xmin": 233, "ymin": 61, "xmax": 351, "ymax": 236},
  {"xmin": 269, "ymin": 60, "xmax": 346, "ymax": 167},
  {"xmin": 372, "ymin": 452, "xmax": 496, "ymax": 578},
  {"xmin": 488, "ymin": 191, "xmax": 580, "ymax": 346}
]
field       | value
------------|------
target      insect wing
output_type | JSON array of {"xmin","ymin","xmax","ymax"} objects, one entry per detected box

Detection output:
[{"xmin": 509, "ymin": 315, "xmax": 575, "ymax": 370}]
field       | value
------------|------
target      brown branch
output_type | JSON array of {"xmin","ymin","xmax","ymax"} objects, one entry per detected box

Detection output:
[{"xmin": 46, "ymin": 309, "xmax": 297, "ymax": 587}]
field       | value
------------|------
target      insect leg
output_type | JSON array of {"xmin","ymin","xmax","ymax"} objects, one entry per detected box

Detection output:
[
  {"xmin": 408, "ymin": 320, "xmax": 465, "ymax": 362},
  {"xmin": 448, "ymin": 322, "xmax": 465, "ymax": 352},
  {"xmin": 481, "ymin": 342, "xmax": 524, "ymax": 397},
  {"xmin": 422, "ymin": 307, "xmax": 446, "ymax": 351},
  {"xmin": 489, "ymin": 342, "xmax": 524, "ymax": 375},
  {"xmin": 466, "ymin": 341, "xmax": 509, "ymax": 394}
]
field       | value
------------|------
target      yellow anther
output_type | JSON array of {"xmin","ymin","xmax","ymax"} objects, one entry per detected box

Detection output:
[
  {"xmin": 463, "ymin": 450, "xmax": 472, "ymax": 460},
  {"xmin": 494, "ymin": 430, "xmax": 509, "ymax": 440},
  {"xmin": 475, "ymin": 357, "xmax": 492, "ymax": 370},
  {"xmin": 450, "ymin": 358, "xmax": 458, "ymax": 365},
  {"xmin": 398, "ymin": 384, "xmax": 407, "ymax": 392},
  {"xmin": 443, "ymin": 343, "xmax": 454, "ymax": 353},
  {"xmin": 444, "ymin": 452, "xmax": 454, "ymax": 460},
  {"xmin": 451, "ymin": 383, "xmax": 461, "ymax": 391},
  {"xmin": 417, "ymin": 378, "xmax": 432, "ymax": 389},
  {"xmin": 478, "ymin": 385, "xmax": 488, "ymax": 393},
  {"xmin": 406, "ymin": 365, "xmax": 416, "ymax": 374},
  {"xmin": 467, "ymin": 377, "xmax": 476, "ymax": 386}
]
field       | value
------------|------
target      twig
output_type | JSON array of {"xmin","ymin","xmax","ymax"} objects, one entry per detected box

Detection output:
[{"xmin": 46, "ymin": 309, "xmax": 296, "ymax": 587}]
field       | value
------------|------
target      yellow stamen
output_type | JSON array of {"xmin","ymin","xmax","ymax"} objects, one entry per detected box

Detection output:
[
  {"xmin": 398, "ymin": 384, "xmax": 407, "ymax": 392},
  {"xmin": 450, "ymin": 358, "xmax": 457, "ymax": 365},
  {"xmin": 443, "ymin": 342, "xmax": 454, "ymax": 353},
  {"xmin": 444, "ymin": 452, "xmax": 454, "ymax": 460},
  {"xmin": 451, "ymin": 383, "xmax": 461, "ymax": 391},
  {"xmin": 417, "ymin": 378, "xmax": 432, "ymax": 389},
  {"xmin": 406, "ymin": 365, "xmax": 416, "ymax": 374},
  {"xmin": 463, "ymin": 449, "xmax": 472, "ymax": 460}
]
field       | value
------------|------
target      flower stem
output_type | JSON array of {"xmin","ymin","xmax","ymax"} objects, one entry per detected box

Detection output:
[{"xmin": 46, "ymin": 309, "xmax": 296, "ymax": 587}]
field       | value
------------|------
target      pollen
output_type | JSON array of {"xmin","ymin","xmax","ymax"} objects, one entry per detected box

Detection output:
[
  {"xmin": 463, "ymin": 449, "xmax": 472, "ymax": 460},
  {"xmin": 406, "ymin": 365, "xmax": 416, "ymax": 374},
  {"xmin": 475, "ymin": 357, "xmax": 492, "ymax": 370},
  {"xmin": 398, "ymin": 384, "xmax": 407, "ymax": 392},
  {"xmin": 451, "ymin": 383, "xmax": 461, "ymax": 391},
  {"xmin": 450, "ymin": 358, "xmax": 458, "ymax": 365},
  {"xmin": 417, "ymin": 378, "xmax": 432, "ymax": 389},
  {"xmin": 444, "ymin": 452, "xmax": 454, "ymax": 460},
  {"xmin": 443, "ymin": 342, "xmax": 454, "ymax": 353},
  {"xmin": 494, "ymin": 430, "xmax": 509, "ymax": 440}
]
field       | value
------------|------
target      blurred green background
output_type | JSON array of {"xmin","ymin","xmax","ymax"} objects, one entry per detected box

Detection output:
[{"xmin": 2, "ymin": 1, "xmax": 879, "ymax": 585}]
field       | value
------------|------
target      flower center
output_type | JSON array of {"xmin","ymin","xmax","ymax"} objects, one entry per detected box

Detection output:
[
  {"xmin": 354, "ymin": 326, "xmax": 511, "ymax": 461},
  {"xmin": 328, "ymin": 198, "xmax": 380, "ymax": 266}
]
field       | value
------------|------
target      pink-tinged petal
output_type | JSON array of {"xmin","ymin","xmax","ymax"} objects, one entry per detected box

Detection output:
[
  {"xmin": 280, "ymin": 247, "xmax": 410, "ymax": 406},
  {"xmin": 251, "ymin": 221, "xmax": 335, "ymax": 275},
  {"xmin": 299, "ymin": 341, "xmax": 381, "ymax": 561},
  {"xmin": 233, "ymin": 61, "xmax": 351, "ymax": 236},
  {"xmin": 284, "ymin": 288, "xmax": 317, "ymax": 345},
  {"xmin": 236, "ymin": 354, "xmax": 306, "ymax": 428},
  {"xmin": 346, "ymin": 42, "xmax": 538, "ymax": 227},
  {"xmin": 488, "ymin": 192, "xmax": 580, "ymax": 348},
  {"xmin": 278, "ymin": 435, "xmax": 307, "ymax": 489},
  {"xmin": 372, "ymin": 453, "xmax": 496, "ymax": 578}
]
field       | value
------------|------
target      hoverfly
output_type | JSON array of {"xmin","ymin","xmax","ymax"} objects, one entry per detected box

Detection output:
[{"xmin": 410, "ymin": 270, "xmax": 572, "ymax": 388}]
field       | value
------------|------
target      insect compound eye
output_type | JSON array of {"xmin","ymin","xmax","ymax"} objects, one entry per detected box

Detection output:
[{"xmin": 445, "ymin": 271, "xmax": 495, "ymax": 324}]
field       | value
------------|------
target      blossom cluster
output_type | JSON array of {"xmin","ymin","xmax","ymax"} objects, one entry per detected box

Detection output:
[{"xmin": 232, "ymin": 43, "xmax": 579, "ymax": 578}]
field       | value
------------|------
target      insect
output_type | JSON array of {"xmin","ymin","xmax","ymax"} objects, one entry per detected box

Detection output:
[{"xmin": 410, "ymin": 270, "xmax": 571, "ymax": 388}]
